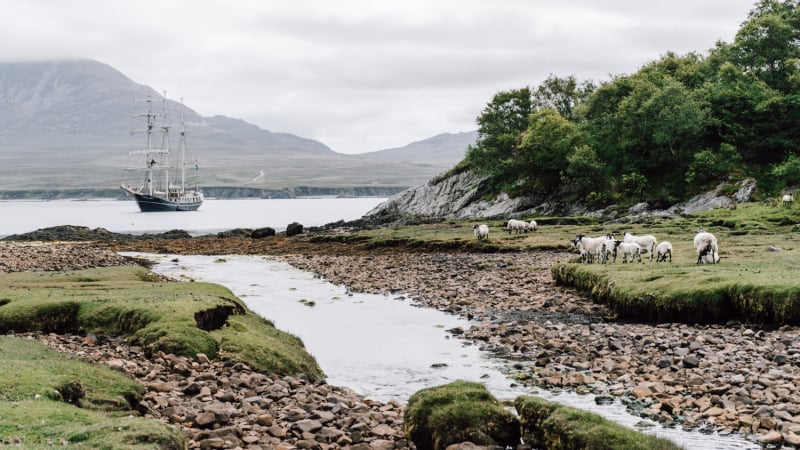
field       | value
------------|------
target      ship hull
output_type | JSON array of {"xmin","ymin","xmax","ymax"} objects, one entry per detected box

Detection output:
[{"xmin": 129, "ymin": 192, "xmax": 203, "ymax": 212}]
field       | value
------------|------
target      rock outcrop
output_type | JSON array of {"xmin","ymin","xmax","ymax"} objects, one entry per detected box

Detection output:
[
  {"xmin": 365, "ymin": 170, "xmax": 528, "ymax": 222},
  {"xmin": 365, "ymin": 170, "xmax": 758, "ymax": 223}
]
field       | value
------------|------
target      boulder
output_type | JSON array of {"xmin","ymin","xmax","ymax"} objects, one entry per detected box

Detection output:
[{"xmin": 286, "ymin": 222, "xmax": 304, "ymax": 237}]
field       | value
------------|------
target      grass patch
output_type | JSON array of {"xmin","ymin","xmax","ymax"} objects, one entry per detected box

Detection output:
[
  {"xmin": 331, "ymin": 202, "xmax": 799, "ymax": 326},
  {"xmin": 550, "ymin": 203, "xmax": 800, "ymax": 325},
  {"xmin": 0, "ymin": 266, "xmax": 323, "ymax": 381},
  {"xmin": 404, "ymin": 380, "xmax": 520, "ymax": 450},
  {"xmin": 0, "ymin": 337, "xmax": 185, "ymax": 449},
  {"xmin": 515, "ymin": 396, "xmax": 682, "ymax": 450}
]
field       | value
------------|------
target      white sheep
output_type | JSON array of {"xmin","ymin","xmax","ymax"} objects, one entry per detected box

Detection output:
[
  {"xmin": 656, "ymin": 241, "xmax": 673, "ymax": 262},
  {"xmin": 783, "ymin": 192, "xmax": 794, "ymax": 206},
  {"xmin": 473, "ymin": 224, "xmax": 489, "ymax": 242},
  {"xmin": 528, "ymin": 220, "xmax": 538, "ymax": 232},
  {"xmin": 694, "ymin": 230, "xmax": 720, "ymax": 264},
  {"xmin": 612, "ymin": 240, "xmax": 641, "ymax": 263},
  {"xmin": 623, "ymin": 232, "xmax": 657, "ymax": 261},
  {"xmin": 574, "ymin": 234, "xmax": 607, "ymax": 264},
  {"xmin": 506, "ymin": 219, "xmax": 529, "ymax": 234}
]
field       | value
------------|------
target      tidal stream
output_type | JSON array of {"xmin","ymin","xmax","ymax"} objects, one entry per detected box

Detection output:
[{"xmin": 138, "ymin": 253, "xmax": 759, "ymax": 449}]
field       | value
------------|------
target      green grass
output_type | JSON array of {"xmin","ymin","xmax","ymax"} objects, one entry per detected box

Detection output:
[
  {"xmin": 515, "ymin": 396, "xmax": 683, "ymax": 450},
  {"xmin": 325, "ymin": 202, "xmax": 800, "ymax": 326},
  {"xmin": 0, "ymin": 266, "xmax": 323, "ymax": 379},
  {"xmin": 0, "ymin": 337, "xmax": 185, "ymax": 449},
  {"xmin": 404, "ymin": 380, "xmax": 520, "ymax": 450}
]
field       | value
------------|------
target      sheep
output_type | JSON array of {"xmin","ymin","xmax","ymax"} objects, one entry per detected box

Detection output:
[
  {"xmin": 612, "ymin": 240, "xmax": 642, "ymax": 263},
  {"xmin": 783, "ymin": 192, "xmax": 794, "ymax": 206},
  {"xmin": 656, "ymin": 241, "xmax": 673, "ymax": 262},
  {"xmin": 599, "ymin": 233, "xmax": 616, "ymax": 264},
  {"xmin": 528, "ymin": 220, "xmax": 538, "ymax": 232},
  {"xmin": 473, "ymin": 224, "xmax": 489, "ymax": 242},
  {"xmin": 505, "ymin": 219, "xmax": 529, "ymax": 234},
  {"xmin": 623, "ymin": 232, "xmax": 657, "ymax": 261},
  {"xmin": 574, "ymin": 234, "xmax": 607, "ymax": 264},
  {"xmin": 694, "ymin": 230, "xmax": 720, "ymax": 264}
]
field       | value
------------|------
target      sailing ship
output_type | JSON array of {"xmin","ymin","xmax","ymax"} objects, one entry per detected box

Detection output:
[{"xmin": 120, "ymin": 94, "xmax": 204, "ymax": 212}]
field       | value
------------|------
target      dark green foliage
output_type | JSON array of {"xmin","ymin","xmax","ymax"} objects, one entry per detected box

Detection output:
[
  {"xmin": 460, "ymin": 1, "xmax": 800, "ymax": 206},
  {"xmin": 515, "ymin": 396, "xmax": 683, "ymax": 450},
  {"xmin": 404, "ymin": 381, "xmax": 520, "ymax": 450}
]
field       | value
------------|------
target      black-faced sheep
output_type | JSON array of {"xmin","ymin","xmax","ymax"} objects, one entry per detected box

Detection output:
[
  {"xmin": 694, "ymin": 230, "xmax": 720, "ymax": 264},
  {"xmin": 575, "ymin": 234, "xmax": 607, "ymax": 264},
  {"xmin": 656, "ymin": 241, "xmax": 673, "ymax": 262},
  {"xmin": 623, "ymin": 232, "xmax": 657, "ymax": 261},
  {"xmin": 612, "ymin": 240, "xmax": 642, "ymax": 263},
  {"xmin": 783, "ymin": 192, "xmax": 794, "ymax": 206},
  {"xmin": 473, "ymin": 224, "xmax": 489, "ymax": 242}
]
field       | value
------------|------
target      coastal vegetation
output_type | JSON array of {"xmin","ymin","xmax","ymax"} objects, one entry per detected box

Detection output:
[
  {"xmin": 459, "ymin": 0, "xmax": 800, "ymax": 209},
  {"xmin": 515, "ymin": 396, "xmax": 681, "ymax": 450},
  {"xmin": 319, "ymin": 201, "xmax": 800, "ymax": 327},
  {"xmin": 0, "ymin": 265, "xmax": 322, "ymax": 380},
  {"xmin": 0, "ymin": 336, "xmax": 186, "ymax": 448}
]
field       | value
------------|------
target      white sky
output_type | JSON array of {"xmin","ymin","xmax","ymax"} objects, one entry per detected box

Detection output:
[{"xmin": 1, "ymin": 0, "xmax": 756, "ymax": 153}]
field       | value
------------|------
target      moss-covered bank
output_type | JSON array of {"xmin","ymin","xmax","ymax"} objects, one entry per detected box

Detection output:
[
  {"xmin": 0, "ymin": 266, "xmax": 322, "ymax": 380},
  {"xmin": 515, "ymin": 396, "xmax": 682, "ymax": 450}
]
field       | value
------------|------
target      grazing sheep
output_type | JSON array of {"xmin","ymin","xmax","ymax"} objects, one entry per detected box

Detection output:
[
  {"xmin": 574, "ymin": 234, "xmax": 607, "ymax": 264},
  {"xmin": 623, "ymin": 232, "xmax": 657, "ymax": 261},
  {"xmin": 656, "ymin": 241, "xmax": 673, "ymax": 262},
  {"xmin": 783, "ymin": 192, "xmax": 794, "ymax": 206},
  {"xmin": 694, "ymin": 230, "xmax": 720, "ymax": 264},
  {"xmin": 599, "ymin": 233, "xmax": 615, "ymax": 264},
  {"xmin": 612, "ymin": 240, "xmax": 642, "ymax": 263},
  {"xmin": 505, "ymin": 219, "xmax": 529, "ymax": 234},
  {"xmin": 473, "ymin": 224, "xmax": 489, "ymax": 242},
  {"xmin": 528, "ymin": 220, "xmax": 538, "ymax": 232}
]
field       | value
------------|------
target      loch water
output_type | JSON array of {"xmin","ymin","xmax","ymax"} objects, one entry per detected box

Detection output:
[{"xmin": 0, "ymin": 197, "xmax": 387, "ymax": 238}]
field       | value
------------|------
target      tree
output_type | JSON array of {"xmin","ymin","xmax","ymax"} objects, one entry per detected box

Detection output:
[
  {"xmin": 730, "ymin": 0, "xmax": 800, "ymax": 93},
  {"xmin": 532, "ymin": 74, "xmax": 596, "ymax": 120},
  {"xmin": 561, "ymin": 144, "xmax": 604, "ymax": 198},
  {"xmin": 465, "ymin": 88, "xmax": 533, "ymax": 190},
  {"xmin": 514, "ymin": 109, "xmax": 586, "ymax": 194}
]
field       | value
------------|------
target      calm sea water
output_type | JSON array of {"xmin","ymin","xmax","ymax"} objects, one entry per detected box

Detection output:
[{"xmin": 0, "ymin": 197, "xmax": 387, "ymax": 238}]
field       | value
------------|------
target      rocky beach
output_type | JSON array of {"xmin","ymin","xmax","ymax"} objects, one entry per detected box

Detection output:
[{"xmin": 3, "ymin": 237, "xmax": 800, "ymax": 448}]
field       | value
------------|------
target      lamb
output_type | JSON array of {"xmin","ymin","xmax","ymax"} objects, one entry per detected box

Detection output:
[
  {"xmin": 612, "ymin": 240, "xmax": 641, "ymax": 263},
  {"xmin": 694, "ymin": 230, "xmax": 720, "ymax": 264},
  {"xmin": 473, "ymin": 224, "xmax": 489, "ymax": 242},
  {"xmin": 783, "ymin": 192, "xmax": 794, "ymax": 206},
  {"xmin": 574, "ymin": 234, "xmax": 607, "ymax": 264},
  {"xmin": 623, "ymin": 232, "xmax": 657, "ymax": 261},
  {"xmin": 656, "ymin": 241, "xmax": 673, "ymax": 262},
  {"xmin": 528, "ymin": 220, "xmax": 538, "ymax": 232},
  {"xmin": 505, "ymin": 219, "xmax": 529, "ymax": 234}
]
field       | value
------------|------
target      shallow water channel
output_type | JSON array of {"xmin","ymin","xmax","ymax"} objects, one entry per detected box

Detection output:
[{"xmin": 138, "ymin": 253, "xmax": 759, "ymax": 449}]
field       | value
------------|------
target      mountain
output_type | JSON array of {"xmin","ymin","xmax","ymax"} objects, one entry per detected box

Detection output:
[
  {"xmin": 360, "ymin": 131, "xmax": 476, "ymax": 166},
  {"xmin": 0, "ymin": 59, "xmax": 472, "ymax": 193}
]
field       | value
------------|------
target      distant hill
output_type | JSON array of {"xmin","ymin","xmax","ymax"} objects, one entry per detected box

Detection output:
[
  {"xmin": 0, "ymin": 59, "xmax": 473, "ymax": 193},
  {"xmin": 360, "ymin": 131, "xmax": 476, "ymax": 166}
]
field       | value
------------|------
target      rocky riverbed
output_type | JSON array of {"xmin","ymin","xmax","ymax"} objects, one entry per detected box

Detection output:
[{"xmin": 4, "ymin": 238, "xmax": 800, "ymax": 448}]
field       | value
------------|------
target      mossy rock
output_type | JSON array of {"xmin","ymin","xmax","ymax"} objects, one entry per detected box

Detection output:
[
  {"xmin": 515, "ymin": 396, "xmax": 681, "ymax": 450},
  {"xmin": 404, "ymin": 380, "xmax": 520, "ymax": 450}
]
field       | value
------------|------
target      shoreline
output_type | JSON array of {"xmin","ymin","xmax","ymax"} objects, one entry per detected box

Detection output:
[{"xmin": 3, "ymin": 238, "xmax": 798, "ymax": 448}]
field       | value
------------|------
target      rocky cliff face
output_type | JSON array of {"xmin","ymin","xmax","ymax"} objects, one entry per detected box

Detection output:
[
  {"xmin": 365, "ymin": 169, "xmax": 759, "ymax": 222},
  {"xmin": 365, "ymin": 169, "xmax": 529, "ymax": 220}
]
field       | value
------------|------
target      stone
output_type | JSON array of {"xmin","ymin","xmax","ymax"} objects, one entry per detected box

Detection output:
[{"xmin": 758, "ymin": 430, "xmax": 783, "ymax": 445}]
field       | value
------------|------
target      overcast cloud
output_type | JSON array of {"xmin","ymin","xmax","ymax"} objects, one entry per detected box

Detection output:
[{"xmin": 1, "ymin": 0, "xmax": 755, "ymax": 153}]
